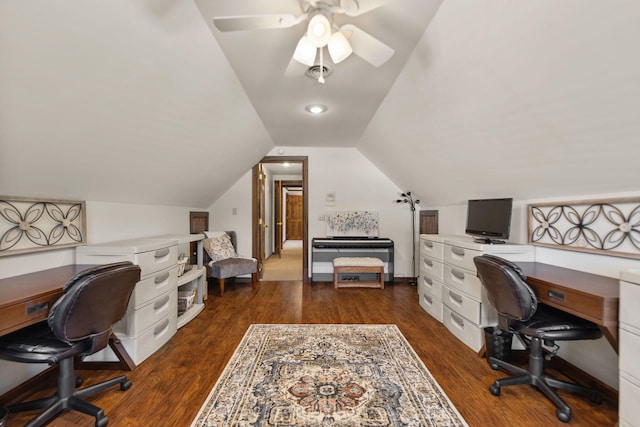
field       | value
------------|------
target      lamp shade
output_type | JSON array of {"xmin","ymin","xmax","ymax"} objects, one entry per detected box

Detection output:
[
  {"xmin": 307, "ymin": 13, "xmax": 331, "ymax": 47},
  {"xmin": 328, "ymin": 31, "xmax": 352, "ymax": 64},
  {"xmin": 293, "ymin": 36, "xmax": 317, "ymax": 66}
]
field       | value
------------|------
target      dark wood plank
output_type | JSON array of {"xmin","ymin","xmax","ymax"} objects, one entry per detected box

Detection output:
[{"xmin": 0, "ymin": 279, "xmax": 618, "ymax": 426}]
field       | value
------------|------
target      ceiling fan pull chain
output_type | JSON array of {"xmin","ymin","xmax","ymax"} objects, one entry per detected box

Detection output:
[{"xmin": 318, "ymin": 47, "xmax": 325, "ymax": 84}]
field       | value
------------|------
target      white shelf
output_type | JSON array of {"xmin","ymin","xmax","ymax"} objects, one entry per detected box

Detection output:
[
  {"xmin": 177, "ymin": 267, "xmax": 205, "ymax": 287},
  {"xmin": 177, "ymin": 303, "xmax": 204, "ymax": 329}
]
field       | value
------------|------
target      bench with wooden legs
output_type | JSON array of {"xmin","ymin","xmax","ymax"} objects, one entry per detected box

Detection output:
[{"xmin": 333, "ymin": 257, "xmax": 385, "ymax": 289}]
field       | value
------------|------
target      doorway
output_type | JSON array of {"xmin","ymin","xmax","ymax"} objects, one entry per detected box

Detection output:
[{"xmin": 252, "ymin": 156, "xmax": 308, "ymax": 282}]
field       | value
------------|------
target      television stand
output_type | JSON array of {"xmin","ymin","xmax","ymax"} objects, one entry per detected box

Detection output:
[{"xmin": 473, "ymin": 238, "xmax": 506, "ymax": 244}]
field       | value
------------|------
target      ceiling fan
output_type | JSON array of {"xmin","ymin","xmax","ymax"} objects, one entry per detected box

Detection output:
[{"xmin": 213, "ymin": 0, "xmax": 394, "ymax": 79}]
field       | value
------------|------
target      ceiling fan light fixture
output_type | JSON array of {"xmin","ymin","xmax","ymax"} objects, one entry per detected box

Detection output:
[
  {"xmin": 328, "ymin": 31, "xmax": 352, "ymax": 64},
  {"xmin": 293, "ymin": 36, "xmax": 317, "ymax": 66},
  {"xmin": 307, "ymin": 11, "xmax": 332, "ymax": 47}
]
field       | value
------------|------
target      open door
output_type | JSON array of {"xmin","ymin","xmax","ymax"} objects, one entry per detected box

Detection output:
[
  {"xmin": 253, "ymin": 156, "xmax": 309, "ymax": 282},
  {"xmin": 252, "ymin": 163, "xmax": 266, "ymax": 279},
  {"xmin": 274, "ymin": 180, "xmax": 283, "ymax": 257}
]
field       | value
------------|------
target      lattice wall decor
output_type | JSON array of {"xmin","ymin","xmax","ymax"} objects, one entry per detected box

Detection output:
[
  {"xmin": 528, "ymin": 197, "xmax": 640, "ymax": 259},
  {"xmin": 0, "ymin": 196, "xmax": 86, "ymax": 256}
]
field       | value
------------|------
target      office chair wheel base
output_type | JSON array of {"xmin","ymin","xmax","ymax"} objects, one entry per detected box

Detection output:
[
  {"xmin": 94, "ymin": 414, "xmax": 108, "ymax": 427},
  {"xmin": 120, "ymin": 379, "xmax": 132, "ymax": 391},
  {"xmin": 489, "ymin": 362, "xmax": 500, "ymax": 370},
  {"xmin": 556, "ymin": 408, "xmax": 571, "ymax": 423},
  {"xmin": 590, "ymin": 392, "xmax": 602, "ymax": 404},
  {"xmin": 489, "ymin": 383, "xmax": 501, "ymax": 396},
  {"xmin": 76, "ymin": 375, "xmax": 83, "ymax": 387}
]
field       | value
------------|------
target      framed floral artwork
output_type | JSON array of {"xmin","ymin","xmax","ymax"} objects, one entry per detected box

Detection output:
[
  {"xmin": 528, "ymin": 197, "xmax": 640, "ymax": 259},
  {"xmin": 0, "ymin": 196, "xmax": 86, "ymax": 256},
  {"xmin": 326, "ymin": 210, "xmax": 379, "ymax": 237}
]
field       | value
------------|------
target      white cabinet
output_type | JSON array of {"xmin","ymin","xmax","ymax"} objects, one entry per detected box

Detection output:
[
  {"xmin": 419, "ymin": 234, "xmax": 534, "ymax": 352},
  {"xmin": 75, "ymin": 233, "xmax": 205, "ymax": 365},
  {"xmin": 418, "ymin": 235, "xmax": 446, "ymax": 322},
  {"xmin": 620, "ymin": 270, "xmax": 640, "ymax": 427},
  {"xmin": 76, "ymin": 237, "xmax": 179, "ymax": 365}
]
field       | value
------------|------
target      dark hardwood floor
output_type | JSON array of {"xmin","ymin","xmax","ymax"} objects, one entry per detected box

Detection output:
[{"xmin": 3, "ymin": 279, "xmax": 617, "ymax": 426}]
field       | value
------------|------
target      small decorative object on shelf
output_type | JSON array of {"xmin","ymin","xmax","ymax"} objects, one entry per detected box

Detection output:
[
  {"xmin": 177, "ymin": 254, "xmax": 188, "ymax": 276},
  {"xmin": 178, "ymin": 289, "xmax": 196, "ymax": 315},
  {"xmin": 395, "ymin": 191, "xmax": 420, "ymax": 285}
]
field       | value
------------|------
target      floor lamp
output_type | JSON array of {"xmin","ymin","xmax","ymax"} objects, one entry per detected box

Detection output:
[{"xmin": 395, "ymin": 192, "xmax": 420, "ymax": 285}]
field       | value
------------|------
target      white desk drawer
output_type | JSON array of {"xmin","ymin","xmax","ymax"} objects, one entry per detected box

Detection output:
[
  {"xmin": 420, "ymin": 257, "xmax": 444, "ymax": 280},
  {"xmin": 114, "ymin": 289, "xmax": 176, "ymax": 337},
  {"xmin": 133, "ymin": 245, "xmax": 178, "ymax": 277},
  {"xmin": 420, "ymin": 238, "xmax": 443, "ymax": 260},
  {"xmin": 443, "ymin": 306, "xmax": 483, "ymax": 352},
  {"xmin": 419, "ymin": 292, "xmax": 443, "ymax": 322},
  {"xmin": 444, "ymin": 264, "xmax": 483, "ymax": 300},
  {"xmin": 444, "ymin": 244, "xmax": 481, "ymax": 273},
  {"xmin": 120, "ymin": 313, "xmax": 177, "ymax": 365},
  {"xmin": 418, "ymin": 275, "xmax": 443, "ymax": 300},
  {"xmin": 76, "ymin": 241, "xmax": 178, "ymax": 277},
  {"xmin": 620, "ymin": 329, "xmax": 640, "ymax": 384},
  {"xmin": 443, "ymin": 286, "xmax": 480, "ymax": 324},
  {"xmin": 621, "ymin": 280, "xmax": 640, "ymax": 334},
  {"xmin": 86, "ymin": 311, "xmax": 177, "ymax": 365},
  {"xmin": 129, "ymin": 266, "xmax": 178, "ymax": 309},
  {"xmin": 620, "ymin": 374, "xmax": 640, "ymax": 427}
]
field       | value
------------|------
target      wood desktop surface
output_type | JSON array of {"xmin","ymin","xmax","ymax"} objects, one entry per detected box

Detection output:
[
  {"xmin": 518, "ymin": 262, "xmax": 620, "ymax": 351},
  {"xmin": 0, "ymin": 265, "xmax": 95, "ymax": 336}
]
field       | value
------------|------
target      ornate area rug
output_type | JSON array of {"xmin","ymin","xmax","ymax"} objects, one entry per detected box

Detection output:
[{"xmin": 191, "ymin": 324, "xmax": 467, "ymax": 427}]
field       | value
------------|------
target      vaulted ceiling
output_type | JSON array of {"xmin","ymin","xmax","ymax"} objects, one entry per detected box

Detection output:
[{"xmin": 1, "ymin": 1, "xmax": 638, "ymax": 208}]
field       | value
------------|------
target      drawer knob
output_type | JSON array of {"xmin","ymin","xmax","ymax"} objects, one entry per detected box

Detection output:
[
  {"xmin": 548, "ymin": 290, "xmax": 566, "ymax": 302},
  {"xmin": 26, "ymin": 302, "xmax": 48, "ymax": 315},
  {"xmin": 451, "ymin": 247, "xmax": 465, "ymax": 256},
  {"xmin": 154, "ymin": 248, "xmax": 170, "ymax": 259},
  {"xmin": 154, "ymin": 272, "xmax": 170, "ymax": 284},
  {"xmin": 451, "ymin": 268, "xmax": 465, "ymax": 280},
  {"xmin": 449, "ymin": 291, "xmax": 463, "ymax": 304}
]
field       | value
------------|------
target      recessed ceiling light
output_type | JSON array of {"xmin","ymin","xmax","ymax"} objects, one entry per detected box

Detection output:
[{"xmin": 305, "ymin": 104, "xmax": 327, "ymax": 114}]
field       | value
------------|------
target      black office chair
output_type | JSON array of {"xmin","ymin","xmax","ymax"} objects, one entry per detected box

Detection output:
[
  {"xmin": 473, "ymin": 255, "xmax": 602, "ymax": 423},
  {"xmin": 0, "ymin": 262, "xmax": 141, "ymax": 427}
]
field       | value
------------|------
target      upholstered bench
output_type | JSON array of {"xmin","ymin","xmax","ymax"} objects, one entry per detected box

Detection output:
[{"xmin": 333, "ymin": 257, "xmax": 385, "ymax": 289}]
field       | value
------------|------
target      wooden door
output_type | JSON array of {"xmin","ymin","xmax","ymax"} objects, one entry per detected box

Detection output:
[
  {"xmin": 252, "ymin": 164, "xmax": 266, "ymax": 277},
  {"xmin": 286, "ymin": 194, "xmax": 303, "ymax": 240},
  {"xmin": 274, "ymin": 181, "xmax": 283, "ymax": 257}
]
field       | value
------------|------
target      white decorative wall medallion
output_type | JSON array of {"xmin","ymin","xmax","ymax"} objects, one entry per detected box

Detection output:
[
  {"xmin": 0, "ymin": 196, "xmax": 87, "ymax": 256},
  {"xmin": 528, "ymin": 197, "xmax": 640, "ymax": 260}
]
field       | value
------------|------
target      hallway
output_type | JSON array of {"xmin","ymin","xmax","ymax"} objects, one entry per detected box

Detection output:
[{"xmin": 261, "ymin": 240, "xmax": 303, "ymax": 281}]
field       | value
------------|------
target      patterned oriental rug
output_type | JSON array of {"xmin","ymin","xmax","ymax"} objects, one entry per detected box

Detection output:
[{"xmin": 191, "ymin": 324, "xmax": 468, "ymax": 427}]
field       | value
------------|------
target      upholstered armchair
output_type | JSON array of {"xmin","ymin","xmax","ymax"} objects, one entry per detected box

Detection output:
[{"xmin": 203, "ymin": 231, "xmax": 257, "ymax": 296}]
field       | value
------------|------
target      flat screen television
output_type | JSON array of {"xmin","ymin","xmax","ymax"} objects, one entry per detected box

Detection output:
[{"xmin": 465, "ymin": 198, "xmax": 513, "ymax": 244}]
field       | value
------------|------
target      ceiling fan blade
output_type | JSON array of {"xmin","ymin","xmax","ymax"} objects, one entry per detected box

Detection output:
[
  {"xmin": 338, "ymin": 0, "xmax": 386, "ymax": 17},
  {"xmin": 340, "ymin": 24, "xmax": 394, "ymax": 67},
  {"xmin": 213, "ymin": 14, "xmax": 306, "ymax": 32}
]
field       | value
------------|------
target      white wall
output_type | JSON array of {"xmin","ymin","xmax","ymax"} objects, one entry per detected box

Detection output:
[
  {"xmin": 0, "ymin": 201, "xmax": 198, "ymax": 395},
  {"xmin": 424, "ymin": 191, "xmax": 640, "ymax": 389},
  {"xmin": 209, "ymin": 147, "xmax": 412, "ymax": 276}
]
